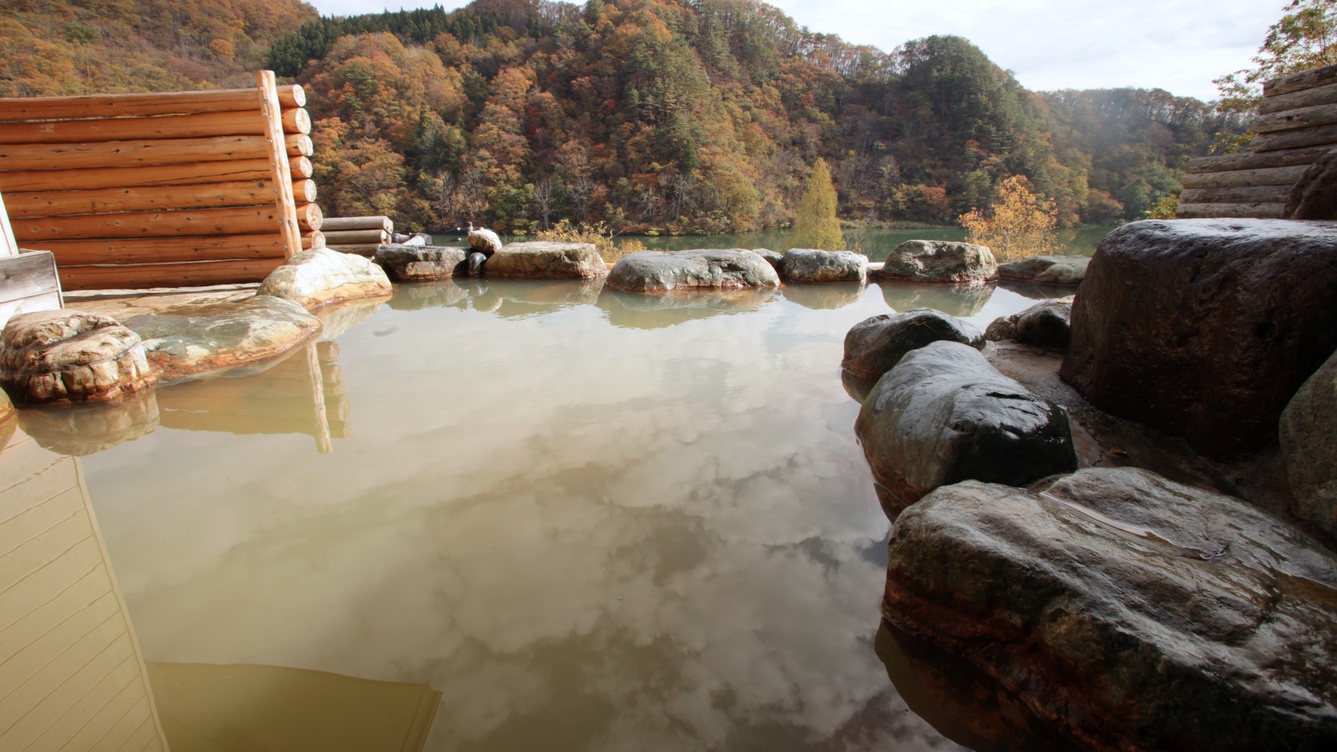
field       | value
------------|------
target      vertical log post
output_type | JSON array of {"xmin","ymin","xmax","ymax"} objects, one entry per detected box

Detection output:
[
  {"xmin": 0, "ymin": 190, "xmax": 18, "ymax": 256},
  {"xmin": 255, "ymin": 71, "xmax": 302, "ymax": 259}
]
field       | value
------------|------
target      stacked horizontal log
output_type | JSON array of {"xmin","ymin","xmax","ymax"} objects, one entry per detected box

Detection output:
[
  {"xmin": 322, "ymin": 216, "xmax": 393, "ymax": 257},
  {"xmin": 0, "ymin": 72, "xmax": 319, "ymax": 290},
  {"xmin": 1180, "ymin": 64, "xmax": 1337, "ymax": 219}
]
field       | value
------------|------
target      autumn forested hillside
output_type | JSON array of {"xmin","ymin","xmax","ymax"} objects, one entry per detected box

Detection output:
[{"xmin": 0, "ymin": 0, "xmax": 1246, "ymax": 234}]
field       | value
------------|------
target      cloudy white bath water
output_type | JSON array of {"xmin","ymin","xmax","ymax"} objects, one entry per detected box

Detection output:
[{"xmin": 306, "ymin": 0, "xmax": 1282, "ymax": 101}]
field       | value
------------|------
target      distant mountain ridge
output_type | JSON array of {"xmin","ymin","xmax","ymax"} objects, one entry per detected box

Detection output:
[{"xmin": 0, "ymin": 0, "xmax": 1246, "ymax": 233}]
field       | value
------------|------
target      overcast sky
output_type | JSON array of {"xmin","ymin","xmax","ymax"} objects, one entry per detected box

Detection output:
[{"xmin": 305, "ymin": 0, "xmax": 1284, "ymax": 101}]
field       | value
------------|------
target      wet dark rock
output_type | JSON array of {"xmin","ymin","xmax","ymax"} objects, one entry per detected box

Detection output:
[
  {"xmin": 606, "ymin": 249, "xmax": 779, "ymax": 293},
  {"xmin": 122, "ymin": 295, "xmax": 321, "ymax": 382},
  {"xmin": 781, "ymin": 249, "xmax": 868, "ymax": 283},
  {"xmin": 1281, "ymin": 349, "xmax": 1337, "ymax": 539},
  {"xmin": 842, "ymin": 309, "xmax": 984, "ymax": 384},
  {"xmin": 883, "ymin": 467, "xmax": 1337, "ymax": 752},
  {"xmin": 1060, "ymin": 219, "xmax": 1337, "ymax": 459},
  {"xmin": 258, "ymin": 248, "xmax": 393, "ymax": 311},
  {"xmin": 873, "ymin": 240, "xmax": 997, "ymax": 283},
  {"xmin": 375, "ymin": 244, "xmax": 467, "ymax": 281},
  {"xmin": 1286, "ymin": 148, "xmax": 1337, "ymax": 220},
  {"xmin": 0, "ymin": 310, "xmax": 156, "ymax": 405},
  {"xmin": 984, "ymin": 300, "xmax": 1072, "ymax": 350},
  {"xmin": 485, "ymin": 241, "xmax": 608, "ymax": 279},
  {"xmin": 997, "ymin": 255, "xmax": 1088, "ymax": 286},
  {"xmin": 855, "ymin": 341, "xmax": 1077, "ymax": 514}
]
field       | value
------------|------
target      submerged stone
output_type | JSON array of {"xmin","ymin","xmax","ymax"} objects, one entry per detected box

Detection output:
[
  {"xmin": 997, "ymin": 255, "xmax": 1088, "ymax": 286},
  {"xmin": 258, "ymin": 248, "xmax": 393, "ymax": 311},
  {"xmin": 0, "ymin": 310, "xmax": 156, "ymax": 405},
  {"xmin": 855, "ymin": 341, "xmax": 1076, "ymax": 514},
  {"xmin": 883, "ymin": 467, "xmax": 1337, "ymax": 752},
  {"xmin": 606, "ymin": 249, "xmax": 779, "ymax": 293},
  {"xmin": 484, "ymin": 241, "xmax": 608, "ymax": 279},
  {"xmin": 121, "ymin": 295, "xmax": 321, "ymax": 382},
  {"xmin": 984, "ymin": 300, "xmax": 1073, "ymax": 350},
  {"xmin": 376, "ymin": 244, "xmax": 467, "ymax": 281}
]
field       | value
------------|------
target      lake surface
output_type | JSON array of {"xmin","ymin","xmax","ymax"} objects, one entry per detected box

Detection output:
[
  {"xmin": 614, "ymin": 226, "xmax": 1116, "ymax": 261},
  {"xmin": 0, "ymin": 279, "xmax": 1071, "ymax": 751}
]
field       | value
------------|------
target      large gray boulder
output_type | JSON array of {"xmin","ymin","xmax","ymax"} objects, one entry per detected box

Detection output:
[
  {"xmin": 873, "ymin": 240, "xmax": 997, "ymax": 283},
  {"xmin": 1061, "ymin": 219, "xmax": 1337, "ymax": 459},
  {"xmin": 883, "ymin": 467, "xmax": 1337, "ymax": 751},
  {"xmin": 0, "ymin": 310, "xmax": 156, "ymax": 405},
  {"xmin": 1281, "ymin": 349, "xmax": 1337, "ymax": 540},
  {"xmin": 855, "ymin": 341, "xmax": 1076, "ymax": 514},
  {"xmin": 997, "ymin": 255, "xmax": 1088, "ymax": 286},
  {"xmin": 842, "ymin": 308, "xmax": 984, "ymax": 384},
  {"xmin": 375, "ymin": 244, "xmax": 467, "ymax": 281},
  {"xmin": 781, "ymin": 248, "xmax": 868, "ymax": 283},
  {"xmin": 751, "ymin": 248, "xmax": 785, "ymax": 275},
  {"xmin": 258, "ymin": 248, "xmax": 393, "ymax": 311},
  {"xmin": 606, "ymin": 249, "xmax": 779, "ymax": 293},
  {"xmin": 122, "ymin": 295, "xmax": 321, "ymax": 382},
  {"xmin": 485, "ymin": 241, "xmax": 608, "ymax": 279},
  {"xmin": 984, "ymin": 300, "xmax": 1073, "ymax": 350}
]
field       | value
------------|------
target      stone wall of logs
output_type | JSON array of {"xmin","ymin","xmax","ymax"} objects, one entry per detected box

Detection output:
[
  {"xmin": 1180, "ymin": 63, "xmax": 1337, "ymax": 219},
  {"xmin": 0, "ymin": 71, "xmax": 323, "ymax": 291}
]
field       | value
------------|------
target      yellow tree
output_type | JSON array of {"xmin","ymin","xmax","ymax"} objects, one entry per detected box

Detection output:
[
  {"xmin": 959, "ymin": 176, "xmax": 1061, "ymax": 261},
  {"xmin": 792, "ymin": 158, "xmax": 844, "ymax": 250}
]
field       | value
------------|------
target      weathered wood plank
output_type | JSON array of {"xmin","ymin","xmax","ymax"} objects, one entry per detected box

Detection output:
[
  {"xmin": 1176, "ymin": 202, "xmax": 1287, "ymax": 219},
  {"xmin": 1180, "ymin": 185, "xmax": 1292, "ymax": 205},
  {"xmin": 1255, "ymin": 102, "xmax": 1337, "ymax": 133},
  {"xmin": 321, "ymin": 216, "xmax": 394, "ymax": 233},
  {"xmin": 2, "ymin": 181, "xmax": 281, "ymax": 218},
  {"xmin": 0, "ymin": 134, "xmax": 309, "ymax": 172},
  {"xmin": 0, "ymin": 250, "xmax": 60, "ymax": 301},
  {"xmin": 0, "ymin": 291, "xmax": 63, "ymax": 330},
  {"xmin": 1264, "ymin": 64, "xmax": 1337, "ymax": 98},
  {"xmin": 258, "ymin": 70, "xmax": 303, "ymax": 260},
  {"xmin": 322, "ymin": 229, "xmax": 389, "ymax": 245},
  {"xmin": 57, "ymin": 258, "xmax": 281, "ymax": 291},
  {"xmin": 27, "ymin": 656, "xmax": 142, "ymax": 752},
  {"xmin": 34, "ymin": 234, "xmax": 287, "ymax": 265},
  {"xmin": 0, "ymin": 627, "xmax": 135, "ymax": 749},
  {"xmin": 0, "ymin": 85, "xmax": 303, "ymax": 121},
  {"xmin": 0, "ymin": 157, "xmax": 311, "ymax": 192},
  {"xmin": 1259, "ymin": 81, "xmax": 1337, "ymax": 115},
  {"xmin": 0, "ymin": 107, "xmax": 309, "ymax": 143},
  {"xmin": 1187, "ymin": 147, "xmax": 1330, "ymax": 173},
  {"xmin": 0, "ymin": 190, "xmax": 17, "ymax": 256},
  {"xmin": 1249, "ymin": 122, "xmax": 1337, "ymax": 152},
  {"xmin": 1180, "ymin": 165, "xmax": 1310, "ymax": 189},
  {"xmin": 0, "ymin": 485, "xmax": 84, "ymax": 559}
]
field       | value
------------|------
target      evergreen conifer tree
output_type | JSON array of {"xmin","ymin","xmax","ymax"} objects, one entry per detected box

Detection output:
[{"xmin": 792, "ymin": 159, "xmax": 844, "ymax": 250}]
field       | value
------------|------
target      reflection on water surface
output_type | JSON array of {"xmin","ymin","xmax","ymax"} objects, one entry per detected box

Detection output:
[{"xmin": 1, "ymin": 280, "xmax": 1061, "ymax": 750}]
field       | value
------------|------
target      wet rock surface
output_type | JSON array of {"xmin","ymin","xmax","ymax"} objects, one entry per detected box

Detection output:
[
  {"xmin": 120, "ymin": 295, "xmax": 321, "ymax": 382},
  {"xmin": 375, "ymin": 244, "xmax": 467, "ymax": 281},
  {"xmin": 781, "ymin": 249, "xmax": 868, "ymax": 283},
  {"xmin": 752, "ymin": 248, "xmax": 785, "ymax": 274},
  {"xmin": 997, "ymin": 255, "xmax": 1088, "ymax": 286},
  {"xmin": 258, "ymin": 248, "xmax": 393, "ymax": 311},
  {"xmin": 985, "ymin": 300, "xmax": 1072, "ymax": 349},
  {"xmin": 855, "ymin": 341, "xmax": 1077, "ymax": 514},
  {"xmin": 606, "ymin": 249, "xmax": 779, "ymax": 293},
  {"xmin": 0, "ymin": 310, "xmax": 156, "ymax": 405},
  {"xmin": 1286, "ymin": 148, "xmax": 1337, "ymax": 220},
  {"xmin": 873, "ymin": 240, "xmax": 997, "ymax": 283},
  {"xmin": 1282, "ymin": 349, "xmax": 1337, "ymax": 538},
  {"xmin": 842, "ymin": 308, "xmax": 984, "ymax": 387},
  {"xmin": 1061, "ymin": 219, "xmax": 1337, "ymax": 460},
  {"xmin": 484, "ymin": 241, "xmax": 608, "ymax": 279},
  {"xmin": 883, "ymin": 467, "xmax": 1337, "ymax": 752}
]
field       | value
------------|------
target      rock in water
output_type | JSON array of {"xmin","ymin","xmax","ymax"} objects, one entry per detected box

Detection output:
[
  {"xmin": 781, "ymin": 249, "xmax": 868, "ymax": 283},
  {"xmin": 997, "ymin": 255, "xmax": 1089, "ymax": 285},
  {"xmin": 375, "ymin": 245, "xmax": 467, "ymax": 281},
  {"xmin": 468, "ymin": 226, "xmax": 503, "ymax": 255},
  {"xmin": 122, "ymin": 296, "xmax": 321, "ymax": 382},
  {"xmin": 872, "ymin": 240, "xmax": 997, "ymax": 283},
  {"xmin": 1060, "ymin": 219, "xmax": 1337, "ymax": 459},
  {"xmin": 842, "ymin": 309, "xmax": 984, "ymax": 383},
  {"xmin": 1281, "ymin": 349, "xmax": 1337, "ymax": 539},
  {"xmin": 258, "ymin": 248, "xmax": 393, "ymax": 311},
  {"xmin": 484, "ymin": 241, "xmax": 608, "ymax": 279},
  {"xmin": 606, "ymin": 250, "xmax": 780, "ymax": 293},
  {"xmin": 984, "ymin": 299, "xmax": 1072, "ymax": 349},
  {"xmin": 751, "ymin": 248, "xmax": 786, "ymax": 275},
  {"xmin": 0, "ymin": 310, "xmax": 156, "ymax": 404},
  {"xmin": 883, "ymin": 467, "xmax": 1337, "ymax": 751},
  {"xmin": 855, "ymin": 340, "xmax": 1076, "ymax": 514}
]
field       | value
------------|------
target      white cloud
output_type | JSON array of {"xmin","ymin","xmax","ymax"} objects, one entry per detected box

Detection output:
[{"xmin": 306, "ymin": 0, "xmax": 1285, "ymax": 100}]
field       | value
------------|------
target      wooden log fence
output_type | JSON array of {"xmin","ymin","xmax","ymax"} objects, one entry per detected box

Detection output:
[
  {"xmin": 321, "ymin": 215, "xmax": 394, "ymax": 257},
  {"xmin": 0, "ymin": 71, "xmax": 318, "ymax": 290},
  {"xmin": 1180, "ymin": 64, "xmax": 1337, "ymax": 219}
]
